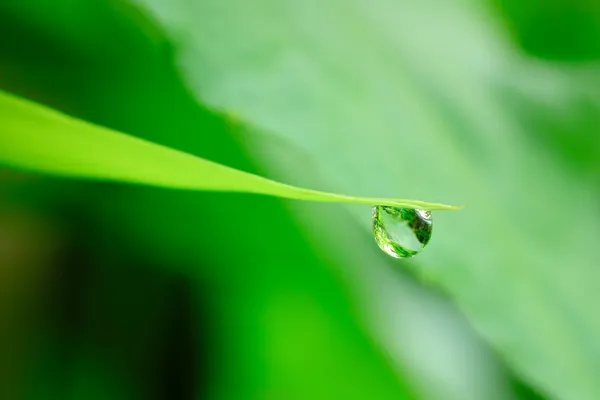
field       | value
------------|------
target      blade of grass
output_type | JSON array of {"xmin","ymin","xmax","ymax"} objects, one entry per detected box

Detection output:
[{"xmin": 0, "ymin": 90, "xmax": 460, "ymax": 211}]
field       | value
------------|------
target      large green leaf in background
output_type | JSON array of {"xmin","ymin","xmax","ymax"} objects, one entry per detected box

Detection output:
[{"xmin": 129, "ymin": 0, "xmax": 600, "ymax": 400}]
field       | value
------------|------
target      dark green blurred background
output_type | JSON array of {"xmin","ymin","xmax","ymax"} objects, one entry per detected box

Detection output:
[{"xmin": 0, "ymin": 1, "xmax": 598, "ymax": 399}]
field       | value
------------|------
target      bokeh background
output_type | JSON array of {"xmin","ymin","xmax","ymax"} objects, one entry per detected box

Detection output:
[{"xmin": 0, "ymin": 1, "xmax": 599, "ymax": 399}]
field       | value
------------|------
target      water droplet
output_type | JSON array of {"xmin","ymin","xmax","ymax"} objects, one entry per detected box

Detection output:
[{"xmin": 372, "ymin": 206, "xmax": 433, "ymax": 258}]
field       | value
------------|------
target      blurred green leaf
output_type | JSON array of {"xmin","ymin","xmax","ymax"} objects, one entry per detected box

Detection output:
[
  {"xmin": 129, "ymin": 1, "xmax": 600, "ymax": 399},
  {"xmin": 0, "ymin": 3, "xmax": 430, "ymax": 400},
  {"xmin": 492, "ymin": 0, "xmax": 600, "ymax": 61},
  {"xmin": 0, "ymin": 90, "xmax": 458, "ymax": 211},
  {"xmin": 0, "ymin": 10, "xmax": 435, "ymax": 394}
]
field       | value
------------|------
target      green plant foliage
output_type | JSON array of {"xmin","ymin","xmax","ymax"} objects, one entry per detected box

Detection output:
[
  {"xmin": 0, "ymin": 90, "xmax": 458, "ymax": 211},
  {"xmin": 0, "ymin": 1, "xmax": 598, "ymax": 400},
  {"xmin": 128, "ymin": 1, "xmax": 600, "ymax": 399},
  {"xmin": 0, "ymin": 6, "xmax": 448, "ymax": 397},
  {"xmin": 492, "ymin": 0, "xmax": 600, "ymax": 61}
]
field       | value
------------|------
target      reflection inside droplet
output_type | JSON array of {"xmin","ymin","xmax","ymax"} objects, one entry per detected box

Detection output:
[{"xmin": 372, "ymin": 206, "xmax": 433, "ymax": 258}]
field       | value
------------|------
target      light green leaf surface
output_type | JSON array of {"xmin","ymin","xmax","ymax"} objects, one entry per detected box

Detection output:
[
  {"xmin": 0, "ymin": 90, "xmax": 458, "ymax": 211},
  {"xmin": 131, "ymin": 1, "xmax": 600, "ymax": 400}
]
